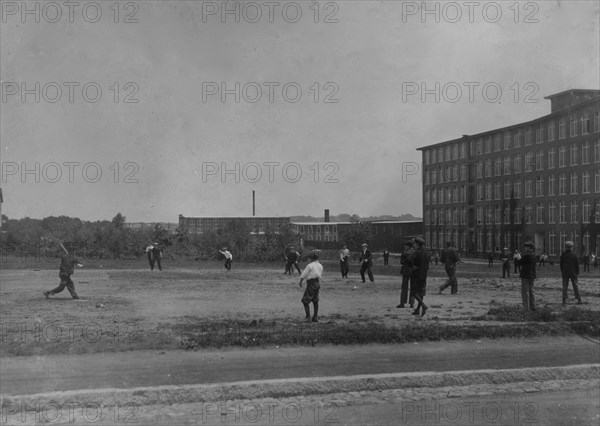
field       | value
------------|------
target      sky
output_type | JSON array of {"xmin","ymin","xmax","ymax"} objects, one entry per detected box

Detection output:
[{"xmin": 1, "ymin": 0, "xmax": 599, "ymax": 222}]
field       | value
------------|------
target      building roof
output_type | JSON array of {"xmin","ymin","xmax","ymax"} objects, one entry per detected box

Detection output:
[
  {"xmin": 369, "ymin": 220, "xmax": 422, "ymax": 224},
  {"xmin": 543, "ymin": 89, "xmax": 600, "ymax": 99},
  {"xmin": 291, "ymin": 222, "xmax": 352, "ymax": 226}
]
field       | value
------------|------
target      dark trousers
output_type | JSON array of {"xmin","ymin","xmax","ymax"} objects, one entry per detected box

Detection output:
[
  {"xmin": 583, "ymin": 263, "xmax": 590, "ymax": 272},
  {"xmin": 360, "ymin": 262, "xmax": 374, "ymax": 282},
  {"xmin": 502, "ymin": 260, "xmax": 511, "ymax": 278},
  {"xmin": 224, "ymin": 258, "xmax": 231, "ymax": 271},
  {"xmin": 154, "ymin": 257, "xmax": 162, "ymax": 271},
  {"xmin": 384, "ymin": 257, "xmax": 389, "ymax": 266},
  {"xmin": 49, "ymin": 274, "xmax": 78, "ymax": 298},
  {"xmin": 286, "ymin": 261, "xmax": 301, "ymax": 274},
  {"xmin": 400, "ymin": 274, "xmax": 414, "ymax": 306},
  {"xmin": 521, "ymin": 278, "xmax": 536, "ymax": 311},
  {"xmin": 410, "ymin": 277, "xmax": 427, "ymax": 310},
  {"xmin": 514, "ymin": 261, "xmax": 521, "ymax": 274},
  {"xmin": 147, "ymin": 253, "xmax": 154, "ymax": 270},
  {"xmin": 340, "ymin": 259, "xmax": 349, "ymax": 278},
  {"xmin": 439, "ymin": 265, "xmax": 458, "ymax": 294},
  {"xmin": 562, "ymin": 277, "xmax": 581, "ymax": 301}
]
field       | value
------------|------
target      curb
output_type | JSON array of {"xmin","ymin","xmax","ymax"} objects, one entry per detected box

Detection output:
[{"xmin": 2, "ymin": 364, "xmax": 598, "ymax": 410}]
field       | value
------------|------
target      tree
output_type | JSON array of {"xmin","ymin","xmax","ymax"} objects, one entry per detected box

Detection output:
[
  {"xmin": 341, "ymin": 215, "xmax": 372, "ymax": 250},
  {"xmin": 111, "ymin": 213, "xmax": 126, "ymax": 230}
]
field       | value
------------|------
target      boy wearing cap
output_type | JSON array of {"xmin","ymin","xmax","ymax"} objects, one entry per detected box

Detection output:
[
  {"xmin": 358, "ymin": 243, "xmax": 374, "ymax": 283},
  {"xmin": 44, "ymin": 248, "xmax": 83, "ymax": 300},
  {"xmin": 519, "ymin": 241, "xmax": 537, "ymax": 311},
  {"xmin": 299, "ymin": 253, "xmax": 323, "ymax": 322},
  {"xmin": 408, "ymin": 237, "xmax": 430, "ymax": 316},
  {"xmin": 219, "ymin": 248, "xmax": 232, "ymax": 271},
  {"xmin": 439, "ymin": 241, "xmax": 460, "ymax": 295},
  {"xmin": 397, "ymin": 240, "xmax": 415, "ymax": 308},
  {"xmin": 152, "ymin": 242, "xmax": 163, "ymax": 271},
  {"xmin": 560, "ymin": 241, "xmax": 582, "ymax": 305},
  {"xmin": 501, "ymin": 248, "xmax": 511, "ymax": 278},
  {"xmin": 339, "ymin": 244, "xmax": 350, "ymax": 278}
]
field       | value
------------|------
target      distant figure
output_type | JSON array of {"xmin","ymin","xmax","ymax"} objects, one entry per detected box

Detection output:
[
  {"xmin": 513, "ymin": 250, "xmax": 522, "ymax": 274},
  {"xmin": 408, "ymin": 237, "xmax": 430, "ymax": 316},
  {"xmin": 487, "ymin": 251, "xmax": 494, "ymax": 268},
  {"xmin": 501, "ymin": 248, "xmax": 511, "ymax": 278},
  {"xmin": 397, "ymin": 240, "xmax": 415, "ymax": 309},
  {"xmin": 539, "ymin": 252, "xmax": 548, "ymax": 267},
  {"xmin": 439, "ymin": 241, "xmax": 460, "ymax": 295},
  {"xmin": 339, "ymin": 244, "xmax": 350, "ymax": 278},
  {"xmin": 358, "ymin": 243, "xmax": 374, "ymax": 283},
  {"xmin": 285, "ymin": 247, "xmax": 301, "ymax": 275},
  {"xmin": 560, "ymin": 241, "xmax": 582, "ymax": 305},
  {"xmin": 593, "ymin": 253, "xmax": 598, "ymax": 269},
  {"xmin": 434, "ymin": 252, "xmax": 439, "ymax": 265},
  {"xmin": 519, "ymin": 241, "xmax": 537, "ymax": 311},
  {"xmin": 299, "ymin": 252, "xmax": 323, "ymax": 323},
  {"xmin": 219, "ymin": 247, "xmax": 232, "ymax": 271},
  {"xmin": 152, "ymin": 243, "xmax": 163, "ymax": 271},
  {"xmin": 582, "ymin": 251, "xmax": 590, "ymax": 272},
  {"xmin": 383, "ymin": 249, "xmax": 390, "ymax": 266},
  {"xmin": 44, "ymin": 248, "xmax": 83, "ymax": 299},
  {"xmin": 145, "ymin": 244, "xmax": 154, "ymax": 270}
]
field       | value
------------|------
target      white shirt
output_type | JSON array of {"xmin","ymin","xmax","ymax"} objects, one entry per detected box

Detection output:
[
  {"xmin": 220, "ymin": 250, "xmax": 232, "ymax": 260},
  {"xmin": 340, "ymin": 248, "xmax": 350, "ymax": 261},
  {"xmin": 300, "ymin": 261, "xmax": 323, "ymax": 280}
]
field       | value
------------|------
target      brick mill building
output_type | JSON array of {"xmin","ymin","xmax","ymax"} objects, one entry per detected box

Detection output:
[{"xmin": 418, "ymin": 89, "xmax": 600, "ymax": 258}]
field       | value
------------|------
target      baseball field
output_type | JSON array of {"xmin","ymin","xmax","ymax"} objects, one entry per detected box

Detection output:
[{"xmin": 1, "ymin": 256, "xmax": 599, "ymax": 357}]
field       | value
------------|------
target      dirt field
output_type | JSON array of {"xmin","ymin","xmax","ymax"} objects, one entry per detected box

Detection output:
[{"xmin": 1, "ymin": 257, "xmax": 598, "ymax": 356}]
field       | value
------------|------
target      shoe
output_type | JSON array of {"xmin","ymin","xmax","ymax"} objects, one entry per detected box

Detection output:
[
  {"xmin": 562, "ymin": 300, "xmax": 566, "ymax": 306},
  {"xmin": 577, "ymin": 300, "xmax": 583, "ymax": 305},
  {"xmin": 421, "ymin": 306, "xmax": 428, "ymax": 316},
  {"xmin": 409, "ymin": 304, "xmax": 414, "ymax": 309},
  {"xmin": 43, "ymin": 291, "xmax": 50, "ymax": 299},
  {"xmin": 312, "ymin": 316, "xmax": 318, "ymax": 323},
  {"xmin": 72, "ymin": 296, "xmax": 81, "ymax": 300},
  {"xmin": 304, "ymin": 316, "xmax": 311, "ymax": 322},
  {"xmin": 396, "ymin": 304, "xmax": 405, "ymax": 308},
  {"xmin": 361, "ymin": 281, "xmax": 366, "ymax": 283},
  {"xmin": 411, "ymin": 309, "xmax": 420, "ymax": 315},
  {"xmin": 438, "ymin": 289, "xmax": 443, "ymax": 295}
]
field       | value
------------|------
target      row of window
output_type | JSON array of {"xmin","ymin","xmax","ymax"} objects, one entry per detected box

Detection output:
[
  {"xmin": 425, "ymin": 230, "xmax": 598, "ymax": 256},
  {"xmin": 423, "ymin": 110, "xmax": 600, "ymax": 165},
  {"xmin": 295, "ymin": 225, "xmax": 338, "ymax": 235},
  {"xmin": 424, "ymin": 139, "xmax": 600, "ymax": 185},
  {"xmin": 424, "ymin": 200, "xmax": 600, "ymax": 226},
  {"xmin": 424, "ymin": 170, "xmax": 600, "ymax": 205}
]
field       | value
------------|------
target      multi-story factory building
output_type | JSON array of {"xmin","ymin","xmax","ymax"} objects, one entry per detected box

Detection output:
[{"xmin": 418, "ymin": 89, "xmax": 600, "ymax": 257}]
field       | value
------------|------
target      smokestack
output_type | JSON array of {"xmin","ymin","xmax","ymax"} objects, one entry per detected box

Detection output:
[
  {"xmin": 252, "ymin": 191, "xmax": 255, "ymax": 216},
  {"xmin": 324, "ymin": 209, "xmax": 330, "ymax": 223}
]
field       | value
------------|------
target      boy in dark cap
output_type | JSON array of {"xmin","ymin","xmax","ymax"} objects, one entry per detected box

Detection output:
[
  {"xmin": 560, "ymin": 241, "xmax": 582, "ymax": 305},
  {"xmin": 397, "ymin": 240, "xmax": 415, "ymax": 308},
  {"xmin": 519, "ymin": 241, "xmax": 537, "ymax": 311},
  {"xmin": 43, "ymin": 247, "xmax": 83, "ymax": 299},
  {"xmin": 408, "ymin": 237, "xmax": 430, "ymax": 316},
  {"xmin": 299, "ymin": 252, "xmax": 323, "ymax": 322}
]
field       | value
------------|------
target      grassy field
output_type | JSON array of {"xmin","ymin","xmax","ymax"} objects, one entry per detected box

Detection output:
[{"xmin": 1, "ymin": 256, "xmax": 598, "ymax": 356}]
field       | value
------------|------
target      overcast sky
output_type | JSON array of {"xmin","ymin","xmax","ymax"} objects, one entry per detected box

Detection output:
[{"xmin": 1, "ymin": 0, "xmax": 598, "ymax": 222}]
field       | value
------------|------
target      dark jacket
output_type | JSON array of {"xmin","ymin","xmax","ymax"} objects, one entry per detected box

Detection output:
[
  {"xmin": 359, "ymin": 249, "xmax": 373, "ymax": 265},
  {"xmin": 519, "ymin": 252, "xmax": 536, "ymax": 280},
  {"xmin": 400, "ymin": 249, "xmax": 414, "ymax": 275},
  {"xmin": 59, "ymin": 254, "xmax": 78, "ymax": 277},
  {"xmin": 560, "ymin": 250, "xmax": 579, "ymax": 278},
  {"xmin": 408, "ymin": 247, "xmax": 430, "ymax": 281},
  {"xmin": 440, "ymin": 248, "xmax": 459, "ymax": 268}
]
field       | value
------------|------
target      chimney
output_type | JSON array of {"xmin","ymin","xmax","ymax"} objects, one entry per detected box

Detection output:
[{"xmin": 324, "ymin": 209, "xmax": 330, "ymax": 223}]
